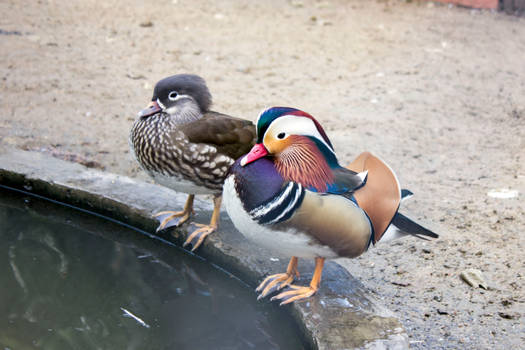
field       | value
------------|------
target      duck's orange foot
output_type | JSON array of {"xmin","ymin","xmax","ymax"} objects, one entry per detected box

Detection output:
[
  {"xmin": 183, "ymin": 223, "xmax": 216, "ymax": 251},
  {"xmin": 256, "ymin": 272, "xmax": 296, "ymax": 300},
  {"xmin": 270, "ymin": 284, "xmax": 318, "ymax": 305},
  {"xmin": 154, "ymin": 210, "xmax": 193, "ymax": 232}
]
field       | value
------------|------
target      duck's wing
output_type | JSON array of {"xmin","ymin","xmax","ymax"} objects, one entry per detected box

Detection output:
[
  {"xmin": 178, "ymin": 111, "xmax": 256, "ymax": 160},
  {"xmin": 346, "ymin": 151, "xmax": 401, "ymax": 242},
  {"xmin": 326, "ymin": 166, "xmax": 368, "ymax": 195}
]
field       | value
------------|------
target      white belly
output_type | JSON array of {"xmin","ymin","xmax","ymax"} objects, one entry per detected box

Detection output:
[
  {"xmin": 152, "ymin": 172, "xmax": 215, "ymax": 195},
  {"xmin": 223, "ymin": 176, "xmax": 338, "ymax": 259}
]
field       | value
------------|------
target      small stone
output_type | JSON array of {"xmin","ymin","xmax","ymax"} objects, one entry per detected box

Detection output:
[
  {"xmin": 498, "ymin": 312, "xmax": 517, "ymax": 320},
  {"xmin": 126, "ymin": 73, "xmax": 146, "ymax": 80},
  {"xmin": 236, "ymin": 66, "xmax": 251, "ymax": 74},
  {"xmin": 391, "ymin": 281, "xmax": 410, "ymax": 287},
  {"xmin": 487, "ymin": 189, "xmax": 519, "ymax": 199},
  {"xmin": 460, "ymin": 269, "xmax": 488, "ymax": 289},
  {"xmin": 501, "ymin": 299, "xmax": 512, "ymax": 306},
  {"xmin": 437, "ymin": 309, "xmax": 448, "ymax": 315},
  {"xmin": 139, "ymin": 21, "xmax": 153, "ymax": 28},
  {"xmin": 319, "ymin": 20, "xmax": 333, "ymax": 26}
]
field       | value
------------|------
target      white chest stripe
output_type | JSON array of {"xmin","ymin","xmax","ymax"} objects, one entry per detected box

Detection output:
[
  {"xmin": 265, "ymin": 183, "xmax": 304, "ymax": 225},
  {"xmin": 249, "ymin": 182, "xmax": 295, "ymax": 218},
  {"xmin": 249, "ymin": 182, "xmax": 304, "ymax": 225}
]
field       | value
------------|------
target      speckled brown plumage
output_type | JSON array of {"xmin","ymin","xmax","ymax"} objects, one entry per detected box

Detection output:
[
  {"xmin": 130, "ymin": 110, "xmax": 254, "ymax": 192},
  {"xmin": 129, "ymin": 74, "xmax": 256, "ymax": 251}
]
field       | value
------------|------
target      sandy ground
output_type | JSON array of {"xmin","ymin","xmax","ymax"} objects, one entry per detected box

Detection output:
[{"xmin": 1, "ymin": 0, "xmax": 524, "ymax": 348}]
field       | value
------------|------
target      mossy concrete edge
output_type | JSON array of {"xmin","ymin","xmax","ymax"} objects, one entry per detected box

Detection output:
[{"xmin": 0, "ymin": 146, "xmax": 409, "ymax": 350}]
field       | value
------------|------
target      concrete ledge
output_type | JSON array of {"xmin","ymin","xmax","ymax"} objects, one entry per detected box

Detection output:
[{"xmin": 0, "ymin": 146, "xmax": 408, "ymax": 350}]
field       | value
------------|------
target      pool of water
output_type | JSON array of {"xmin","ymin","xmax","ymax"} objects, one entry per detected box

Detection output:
[{"xmin": 0, "ymin": 186, "xmax": 305, "ymax": 349}]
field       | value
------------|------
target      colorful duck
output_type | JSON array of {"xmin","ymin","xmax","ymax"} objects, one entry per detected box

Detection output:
[{"xmin": 223, "ymin": 107, "xmax": 438, "ymax": 304}]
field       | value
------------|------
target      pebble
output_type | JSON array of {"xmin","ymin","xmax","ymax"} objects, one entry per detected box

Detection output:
[
  {"xmin": 460, "ymin": 269, "xmax": 488, "ymax": 289},
  {"xmin": 498, "ymin": 312, "xmax": 517, "ymax": 320},
  {"xmin": 139, "ymin": 21, "xmax": 153, "ymax": 28},
  {"xmin": 487, "ymin": 189, "xmax": 519, "ymax": 199}
]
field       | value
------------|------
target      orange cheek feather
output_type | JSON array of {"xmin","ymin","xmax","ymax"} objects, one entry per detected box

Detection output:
[
  {"xmin": 273, "ymin": 136, "xmax": 334, "ymax": 192},
  {"xmin": 264, "ymin": 136, "xmax": 292, "ymax": 155}
]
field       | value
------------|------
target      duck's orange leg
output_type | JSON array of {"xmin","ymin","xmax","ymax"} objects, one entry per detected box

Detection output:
[
  {"xmin": 183, "ymin": 195, "xmax": 221, "ymax": 251},
  {"xmin": 154, "ymin": 194, "xmax": 195, "ymax": 231},
  {"xmin": 271, "ymin": 257, "xmax": 324, "ymax": 305},
  {"xmin": 256, "ymin": 257, "xmax": 299, "ymax": 299}
]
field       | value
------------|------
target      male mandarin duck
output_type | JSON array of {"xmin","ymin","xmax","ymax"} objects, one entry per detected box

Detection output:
[
  {"xmin": 223, "ymin": 107, "xmax": 438, "ymax": 305},
  {"xmin": 130, "ymin": 74, "xmax": 256, "ymax": 250}
]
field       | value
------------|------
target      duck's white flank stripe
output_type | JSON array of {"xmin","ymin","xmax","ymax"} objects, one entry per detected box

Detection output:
[
  {"xmin": 249, "ymin": 181, "xmax": 295, "ymax": 218},
  {"xmin": 223, "ymin": 176, "xmax": 338, "ymax": 259},
  {"xmin": 265, "ymin": 184, "xmax": 303, "ymax": 225}
]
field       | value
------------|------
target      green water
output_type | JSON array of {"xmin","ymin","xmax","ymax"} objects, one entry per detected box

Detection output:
[{"xmin": 0, "ymin": 188, "xmax": 305, "ymax": 349}]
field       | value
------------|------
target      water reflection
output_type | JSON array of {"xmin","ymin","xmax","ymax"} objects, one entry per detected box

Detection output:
[{"xmin": 0, "ymin": 191, "xmax": 305, "ymax": 350}]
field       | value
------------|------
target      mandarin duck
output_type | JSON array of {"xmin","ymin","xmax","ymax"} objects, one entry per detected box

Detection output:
[
  {"xmin": 130, "ymin": 74, "xmax": 255, "ymax": 251},
  {"xmin": 223, "ymin": 107, "xmax": 438, "ymax": 305}
]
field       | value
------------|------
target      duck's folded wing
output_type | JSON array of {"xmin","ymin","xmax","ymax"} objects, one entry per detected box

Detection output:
[
  {"xmin": 347, "ymin": 151, "xmax": 401, "ymax": 242},
  {"xmin": 178, "ymin": 111, "xmax": 256, "ymax": 160},
  {"xmin": 282, "ymin": 190, "xmax": 373, "ymax": 258},
  {"xmin": 327, "ymin": 167, "xmax": 368, "ymax": 194}
]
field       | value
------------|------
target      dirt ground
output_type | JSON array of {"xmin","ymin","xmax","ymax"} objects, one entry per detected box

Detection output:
[{"xmin": 1, "ymin": 0, "xmax": 524, "ymax": 348}]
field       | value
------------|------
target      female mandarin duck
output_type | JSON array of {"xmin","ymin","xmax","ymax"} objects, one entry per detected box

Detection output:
[
  {"xmin": 130, "ymin": 74, "xmax": 255, "ymax": 251},
  {"xmin": 223, "ymin": 107, "xmax": 438, "ymax": 305}
]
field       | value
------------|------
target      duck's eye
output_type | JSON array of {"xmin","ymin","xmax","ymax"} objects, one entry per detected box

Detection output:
[
  {"xmin": 277, "ymin": 132, "xmax": 286, "ymax": 139},
  {"xmin": 168, "ymin": 91, "xmax": 178, "ymax": 101}
]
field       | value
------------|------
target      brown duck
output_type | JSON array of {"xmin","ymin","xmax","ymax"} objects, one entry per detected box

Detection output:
[{"xmin": 130, "ymin": 74, "xmax": 255, "ymax": 250}]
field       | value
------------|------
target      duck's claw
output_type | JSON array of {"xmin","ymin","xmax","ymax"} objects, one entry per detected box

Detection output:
[
  {"xmin": 270, "ymin": 285, "xmax": 318, "ymax": 305},
  {"xmin": 182, "ymin": 195, "xmax": 221, "ymax": 251},
  {"xmin": 154, "ymin": 210, "xmax": 192, "ymax": 232},
  {"xmin": 183, "ymin": 223, "xmax": 216, "ymax": 251},
  {"xmin": 268, "ymin": 257, "xmax": 324, "ymax": 305},
  {"xmin": 256, "ymin": 273, "xmax": 296, "ymax": 300},
  {"xmin": 154, "ymin": 195, "xmax": 195, "ymax": 232},
  {"xmin": 255, "ymin": 256, "xmax": 299, "ymax": 300}
]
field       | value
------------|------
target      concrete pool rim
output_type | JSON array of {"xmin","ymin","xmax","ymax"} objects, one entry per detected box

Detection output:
[{"xmin": 0, "ymin": 146, "xmax": 409, "ymax": 350}]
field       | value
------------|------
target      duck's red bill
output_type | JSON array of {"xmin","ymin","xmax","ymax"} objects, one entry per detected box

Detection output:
[{"xmin": 240, "ymin": 143, "xmax": 268, "ymax": 166}]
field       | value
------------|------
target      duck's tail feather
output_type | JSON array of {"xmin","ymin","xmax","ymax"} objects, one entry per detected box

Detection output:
[
  {"xmin": 400, "ymin": 189, "xmax": 413, "ymax": 202},
  {"xmin": 391, "ymin": 212, "xmax": 439, "ymax": 239}
]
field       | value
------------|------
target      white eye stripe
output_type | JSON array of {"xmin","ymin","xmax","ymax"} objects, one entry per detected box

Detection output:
[
  {"xmin": 163, "ymin": 93, "xmax": 193, "ymax": 104},
  {"xmin": 156, "ymin": 98, "xmax": 166, "ymax": 109},
  {"xmin": 168, "ymin": 91, "xmax": 178, "ymax": 101},
  {"xmin": 265, "ymin": 115, "xmax": 335, "ymax": 154}
]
